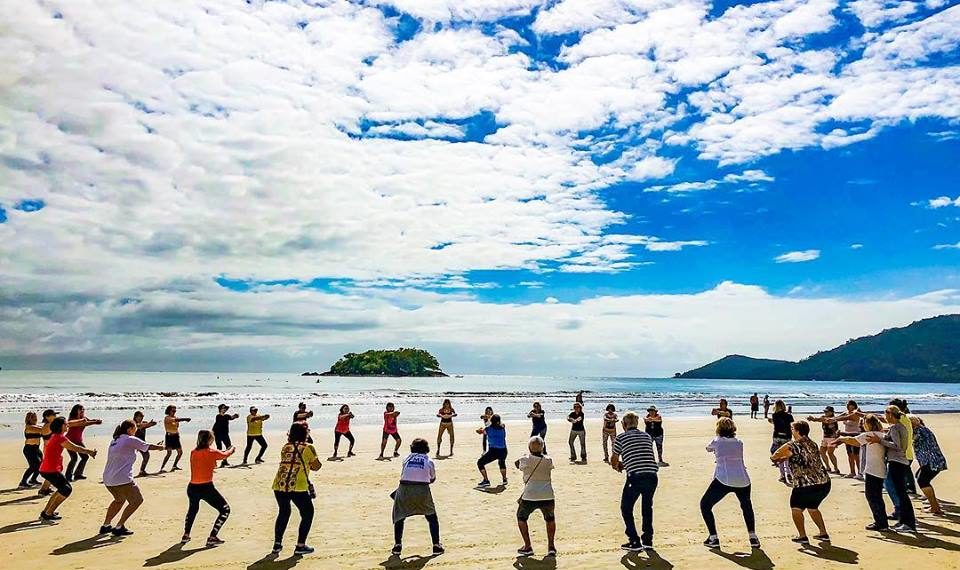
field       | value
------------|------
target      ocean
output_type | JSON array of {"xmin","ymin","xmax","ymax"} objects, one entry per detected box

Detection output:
[{"xmin": 1, "ymin": 370, "xmax": 958, "ymax": 437}]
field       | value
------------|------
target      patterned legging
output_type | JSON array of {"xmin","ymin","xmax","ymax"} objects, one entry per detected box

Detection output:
[{"xmin": 185, "ymin": 483, "xmax": 230, "ymax": 536}]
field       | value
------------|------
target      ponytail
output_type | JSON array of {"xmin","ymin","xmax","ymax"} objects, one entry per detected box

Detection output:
[{"xmin": 114, "ymin": 419, "xmax": 136, "ymax": 440}]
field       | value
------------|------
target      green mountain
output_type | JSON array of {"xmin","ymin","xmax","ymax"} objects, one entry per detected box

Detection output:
[
  {"xmin": 678, "ymin": 314, "xmax": 960, "ymax": 382},
  {"xmin": 304, "ymin": 348, "xmax": 448, "ymax": 377}
]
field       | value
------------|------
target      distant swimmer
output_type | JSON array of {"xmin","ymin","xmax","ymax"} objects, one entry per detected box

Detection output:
[
  {"xmin": 160, "ymin": 405, "xmax": 192, "ymax": 472},
  {"xmin": 243, "ymin": 406, "xmax": 270, "ymax": 464}
]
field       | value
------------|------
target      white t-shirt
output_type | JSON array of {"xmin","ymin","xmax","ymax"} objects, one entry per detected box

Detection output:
[
  {"xmin": 518, "ymin": 454, "xmax": 555, "ymax": 501},
  {"xmin": 856, "ymin": 431, "xmax": 887, "ymax": 478},
  {"xmin": 102, "ymin": 434, "xmax": 151, "ymax": 487},
  {"xmin": 399, "ymin": 453, "xmax": 436, "ymax": 484}
]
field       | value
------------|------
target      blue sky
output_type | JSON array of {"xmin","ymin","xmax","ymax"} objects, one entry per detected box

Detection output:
[{"xmin": 2, "ymin": 0, "xmax": 959, "ymax": 374}]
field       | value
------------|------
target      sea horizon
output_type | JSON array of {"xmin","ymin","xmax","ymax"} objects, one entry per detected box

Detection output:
[{"xmin": 2, "ymin": 369, "xmax": 958, "ymax": 438}]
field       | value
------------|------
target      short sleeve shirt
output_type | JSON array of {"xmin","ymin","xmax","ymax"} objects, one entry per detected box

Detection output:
[
  {"xmin": 190, "ymin": 448, "xmax": 230, "ymax": 484},
  {"xmin": 518, "ymin": 454, "xmax": 555, "ymax": 501},
  {"xmin": 272, "ymin": 443, "xmax": 319, "ymax": 492},
  {"xmin": 613, "ymin": 429, "xmax": 658, "ymax": 475},
  {"xmin": 399, "ymin": 453, "xmax": 436, "ymax": 483},
  {"xmin": 103, "ymin": 434, "xmax": 151, "ymax": 486},
  {"xmin": 40, "ymin": 433, "xmax": 67, "ymax": 473}
]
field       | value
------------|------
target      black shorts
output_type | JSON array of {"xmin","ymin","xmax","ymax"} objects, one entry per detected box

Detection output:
[
  {"xmin": 517, "ymin": 499, "xmax": 555, "ymax": 522},
  {"xmin": 165, "ymin": 433, "xmax": 182, "ymax": 450},
  {"xmin": 41, "ymin": 471, "xmax": 72, "ymax": 497},
  {"xmin": 916, "ymin": 465, "xmax": 942, "ymax": 488},
  {"xmin": 790, "ymin": 481, "xmax": 830, "ymax": 510},
  {"xmin": 382, "ymin": 431, "xmax": 400, "ymax": 441}
]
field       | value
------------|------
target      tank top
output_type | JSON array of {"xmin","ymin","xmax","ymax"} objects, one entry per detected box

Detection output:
[
  {"xmin": 66, "ymin": 423, "xmax": 85, "ymax": 443},
  {"xmin": 335, "ymin": 414, "xmax": 351, "ymax": 433},
  {"xmin": 383, "ymin": 412, "xmax": 398, "ymax": 434}
]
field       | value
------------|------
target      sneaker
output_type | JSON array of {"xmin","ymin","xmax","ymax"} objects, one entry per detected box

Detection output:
[
  {"xmin": 569, "ymin": 456, "xmax": 577, "ymax": 463},
  {"xmin": 887, "ymin": 513, "xmax": 899, "ymax": 521},
  {"xmin": 347, "ymin": 451, "xmax": 356, "ymax": 457},
  {"xmin": 432, "ymin": 543, "xmax": 445, "ymax": 555},
  {"xmin": 502, "ymin": 479, "xmax": 508, "ymax": 486},
  {"xmin": 865, "ymin": 523, "xmax": 889, "ymax": 531},
  {"xmin": 112, "ymin": 526, "xmax": 134, "ymax": 536},
  {"xmin": 255, "ymin": 459, "xmax": 265, "ymax": 464},
  {"xmin": 38, "ymin": 488, "xmax": 53, "ymax": 497},
  {"xmin": 393, "ymin": 452, "xmax": 400, "ymax": 458},
  {"xmin": 855, "ymin": 474, "xmax": 864, "ymax": 481},
  {"xmin": 658, "ymin": 461, "xmax": 670, "ymax": 467},
  {"xmin": 477, "ymin": 480, "xmax": 491, "ymax": 488},
  {"xmin": 74, "ymin": 474, "xmax": 87, "ymax": 480},
  {"xmin": 294, "ymin": 545, "xmax": 315, "ymax": 555},
  {"xmin": 546, "ymin": 548, "xmax": 557, "ymax": 557},
  {"xmin": 621, "ymin": 540, "xmax": 644, "ymax": 552},
  {"xmin": 391, "ymin": 544, "xmax": 402, "ymax": 556},
  {"xmin": 603, "ymin": 458, "xmax": 610, "ymax": 464},
  {"xmin": 641, "ymin": 542, "xmax": 653, "ymax": 551},
  {"xmin": 813, "ymin": 533, "xmax": 830, "ymax": 542},
  {"xmin": 749, "ymin": 536, "xmax": 761, "ymax": 548},
  {"xmin": 206, "ymin": 536, "xmax": 225, "ymax": 546},
  {"xmin": 99, "ymin": 525, "xmax": 113, "ymax": 534},
  {"xmin": 703, "ymin": 536, "xmax": 720, "ymax": 548},
  {"xmin": 791, "ymin": 536, "xmax": 809, "ymax": 545},
  {"xmin": 272, "ymin": 542, "xmax": 282, "ymax": 554},
  {"xmin": 40, "ymin": 511, "xmax": 62, "ymax": 521},
  {"xmin": 518, "ymin": 547, "xmax": 534, "ymax": 556},
  {"xmin": 181, "ymin": 534, "xmax": 190, "ymax": 543},
  {"xmin": 136, "ymin": 471, "xmax": 148, "ymax": 478},
  {"xmin": 892, "ymin": 524, "xmax": 916, "ymax": 533}
]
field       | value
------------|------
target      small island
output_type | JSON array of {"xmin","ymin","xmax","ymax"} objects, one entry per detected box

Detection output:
[{"xmin": 303, "ymin": 348, "xmax": 448, "ymax": 377}]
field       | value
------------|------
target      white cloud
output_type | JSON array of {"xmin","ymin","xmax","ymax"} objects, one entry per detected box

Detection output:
[
  {"xmin": 928, "ymin": 196, "xmax": 960, "ymax": 208},
  {"xmin": 775, "ymin": 249, "xmax": 821, "ymax": 263},
  {"xmin": 933, "ymin": 242, "xmax": 960, "ymax": 250},
  {"xmin": 850, "ymin": 243, "xmax": 864, "ymax": 249}
]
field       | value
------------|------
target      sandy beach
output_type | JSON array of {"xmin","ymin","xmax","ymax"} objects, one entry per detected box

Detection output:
[{"xmin": 1, "ymin": 415, "xmax": 958, "ymax": 569}]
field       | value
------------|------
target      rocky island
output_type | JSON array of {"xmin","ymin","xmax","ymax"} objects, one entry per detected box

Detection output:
[{"xmin": 303, "ymin": 348, "xmax": 448, "ymax": 377}]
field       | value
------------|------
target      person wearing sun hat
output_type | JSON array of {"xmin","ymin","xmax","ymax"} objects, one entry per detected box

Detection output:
[{"xmin": 644, "ymin": 406, "xmax": 666, "ymax": 466}]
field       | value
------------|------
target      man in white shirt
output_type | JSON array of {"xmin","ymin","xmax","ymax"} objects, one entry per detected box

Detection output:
[{"xmin": 515, "ymin": 436, "xmax": 556, "ymax": 557}]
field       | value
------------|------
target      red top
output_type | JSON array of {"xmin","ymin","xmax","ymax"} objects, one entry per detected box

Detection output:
[
  {"xmin": 40, "ymin": 433, "xmax": 67, "ymax": 473},
  {"xmin": 190, "ymin": 448, "xmax": 230, "ymax": 484},
  {"xmin": 335, "ymin": 414, "xmax": 351, "ymax": 434},
  {"xmin": 66, "ymin": 423, "xmax": 85, "ymax": 443},
  {"xmin": 383, "ymin": 412, "xmax": 398, "ymax": 434}
]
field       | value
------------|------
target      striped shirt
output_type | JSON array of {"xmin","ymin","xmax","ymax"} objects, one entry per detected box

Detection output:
[{"xmin": 612, "ymin": 428, "xmax": 659, "ymax": 475}]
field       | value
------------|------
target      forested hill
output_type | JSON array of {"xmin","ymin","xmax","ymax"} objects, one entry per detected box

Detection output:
[
  {"xmin": 303, "ymin": 348, "xmax": 448, "ymax": 377},
  {"xmin": 678, "ymin": 314, "xmax": 960, "ymax": 382}
]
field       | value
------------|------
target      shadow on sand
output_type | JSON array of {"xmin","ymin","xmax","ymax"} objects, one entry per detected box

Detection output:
[
  {"xmin": 248, "ymin": 552, "xmax": 304, "ymax": 570},
  {"xmin": 870, "ymin": 531, "xmax": 960, "ymax": 552},
  {"xmin": 475, "ymin": 484, "xmax": 507, "ymax": 495},
  {"xmin": 143, "ymin": 542, "xmax": 214, "ymax": 567},
  {"xmin": 0, "ymin": 518, "xmax": 53, "ymax": 535},
  {"xmin": 797, "ymin": 542, "xmax": 859, "ymax": 564},
  {"xmin": 711, "ymin": 547, "xmax": 775, "ymax": 570},
  {"xmin": 52, "ymin": 533, "xmax": 125, "ymax": 555},
  {"xmin": 0, "ymin": 494, "xmax": 44, "ymax": 507},
  {"xmin": 620, "ymin": 549, "xmax": 674, "ymax": 569},
  {"xmin": 513, "ymin": 555, "xmax": 557, "ymax": 570},
  {"xmin": 379, "ymin": 553, "xmax": 441, "ymax": 569}
]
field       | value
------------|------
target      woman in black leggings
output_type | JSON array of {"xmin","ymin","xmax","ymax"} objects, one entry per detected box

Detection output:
[
  {"xmin": 183, "ymin": 430, "xmax": 234, "ymax": 546},
  {"xmin": 700, "ymin": 418, "xmax": 759, "ymax": 548},
  {"xmin": 477, "ymin": 414, "xmax": 508, "ymax": 487},
  {"xmin": 271, "ymin": 422, "xmax": 321, "ymax": 555},
  {"xmin": 20, "ymin": 412, "xmax": 43, "ymax": 488}
]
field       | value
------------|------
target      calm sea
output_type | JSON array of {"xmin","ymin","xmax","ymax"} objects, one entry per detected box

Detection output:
[{"xmin": 0, "ymin": 370, "xmax": 957, "ymax": 437}]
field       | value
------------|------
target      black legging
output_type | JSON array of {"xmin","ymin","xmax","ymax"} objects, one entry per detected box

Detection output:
[
  {"xmin": 394, "ymin": 514, "xmax": 440, "ymax": 545},
  {"xmin": 244, "ymin": 436, "xmax": 268, "ymax": 463},
  {"xmin": 700, "ymin": 479, "xmax": 755, "ymax": 536},
  {"xmin": 334, "ymin": 431, "xmax": 355, "ymax": 452},
  {"xmin": 65, "ymin": 448, "xmax": 89, "ymax": 480},
  {"xmin": 214, "ymin": 431, "xmax": 232, "ymax": 451},
  {"xmin": 477, "ymin": 447, "xmax": 508, "ymax": 470},
  {"xmin": 185, "ymin": 482, "xmax": 230, "ymax": 536},
  {"xmin": 21, "ymin": 444, "xmax": 42, "ymax": 485},
  {"xmin": 274, "ymin": 491, "xmax": 314, "ymax": 544}
]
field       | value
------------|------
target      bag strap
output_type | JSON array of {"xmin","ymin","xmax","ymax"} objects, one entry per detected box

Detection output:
[{"xmin": 522, "ymin": 456, "xmax": 544, "ymax": 485}]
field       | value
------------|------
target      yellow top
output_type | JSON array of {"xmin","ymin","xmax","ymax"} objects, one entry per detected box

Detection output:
[
  {"xmin": 272, "ymin": 443, "xmax": 318, "ymax": 493},
  {"xmin": 247, "ymin": 414, "xmax": 264, "ymax": 437},
  {"xmin": 899, "ymin": 414, "xmax": 914, "ymax": 461}
]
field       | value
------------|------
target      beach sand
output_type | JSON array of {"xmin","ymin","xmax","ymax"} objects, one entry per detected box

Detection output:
[{"xmin": 1, "ymin": 415, "xmax": 958, "ymax": 569}]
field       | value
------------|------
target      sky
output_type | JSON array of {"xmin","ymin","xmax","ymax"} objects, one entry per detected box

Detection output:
[{"xmin": 1, "ymin": 0, "xmax": 960, "ymax": 376}]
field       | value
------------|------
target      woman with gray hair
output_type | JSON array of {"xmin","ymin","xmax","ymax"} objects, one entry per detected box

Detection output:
[{"xmin": 515, "ymin": 436, "xmax": 556, "ymax": 557}]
